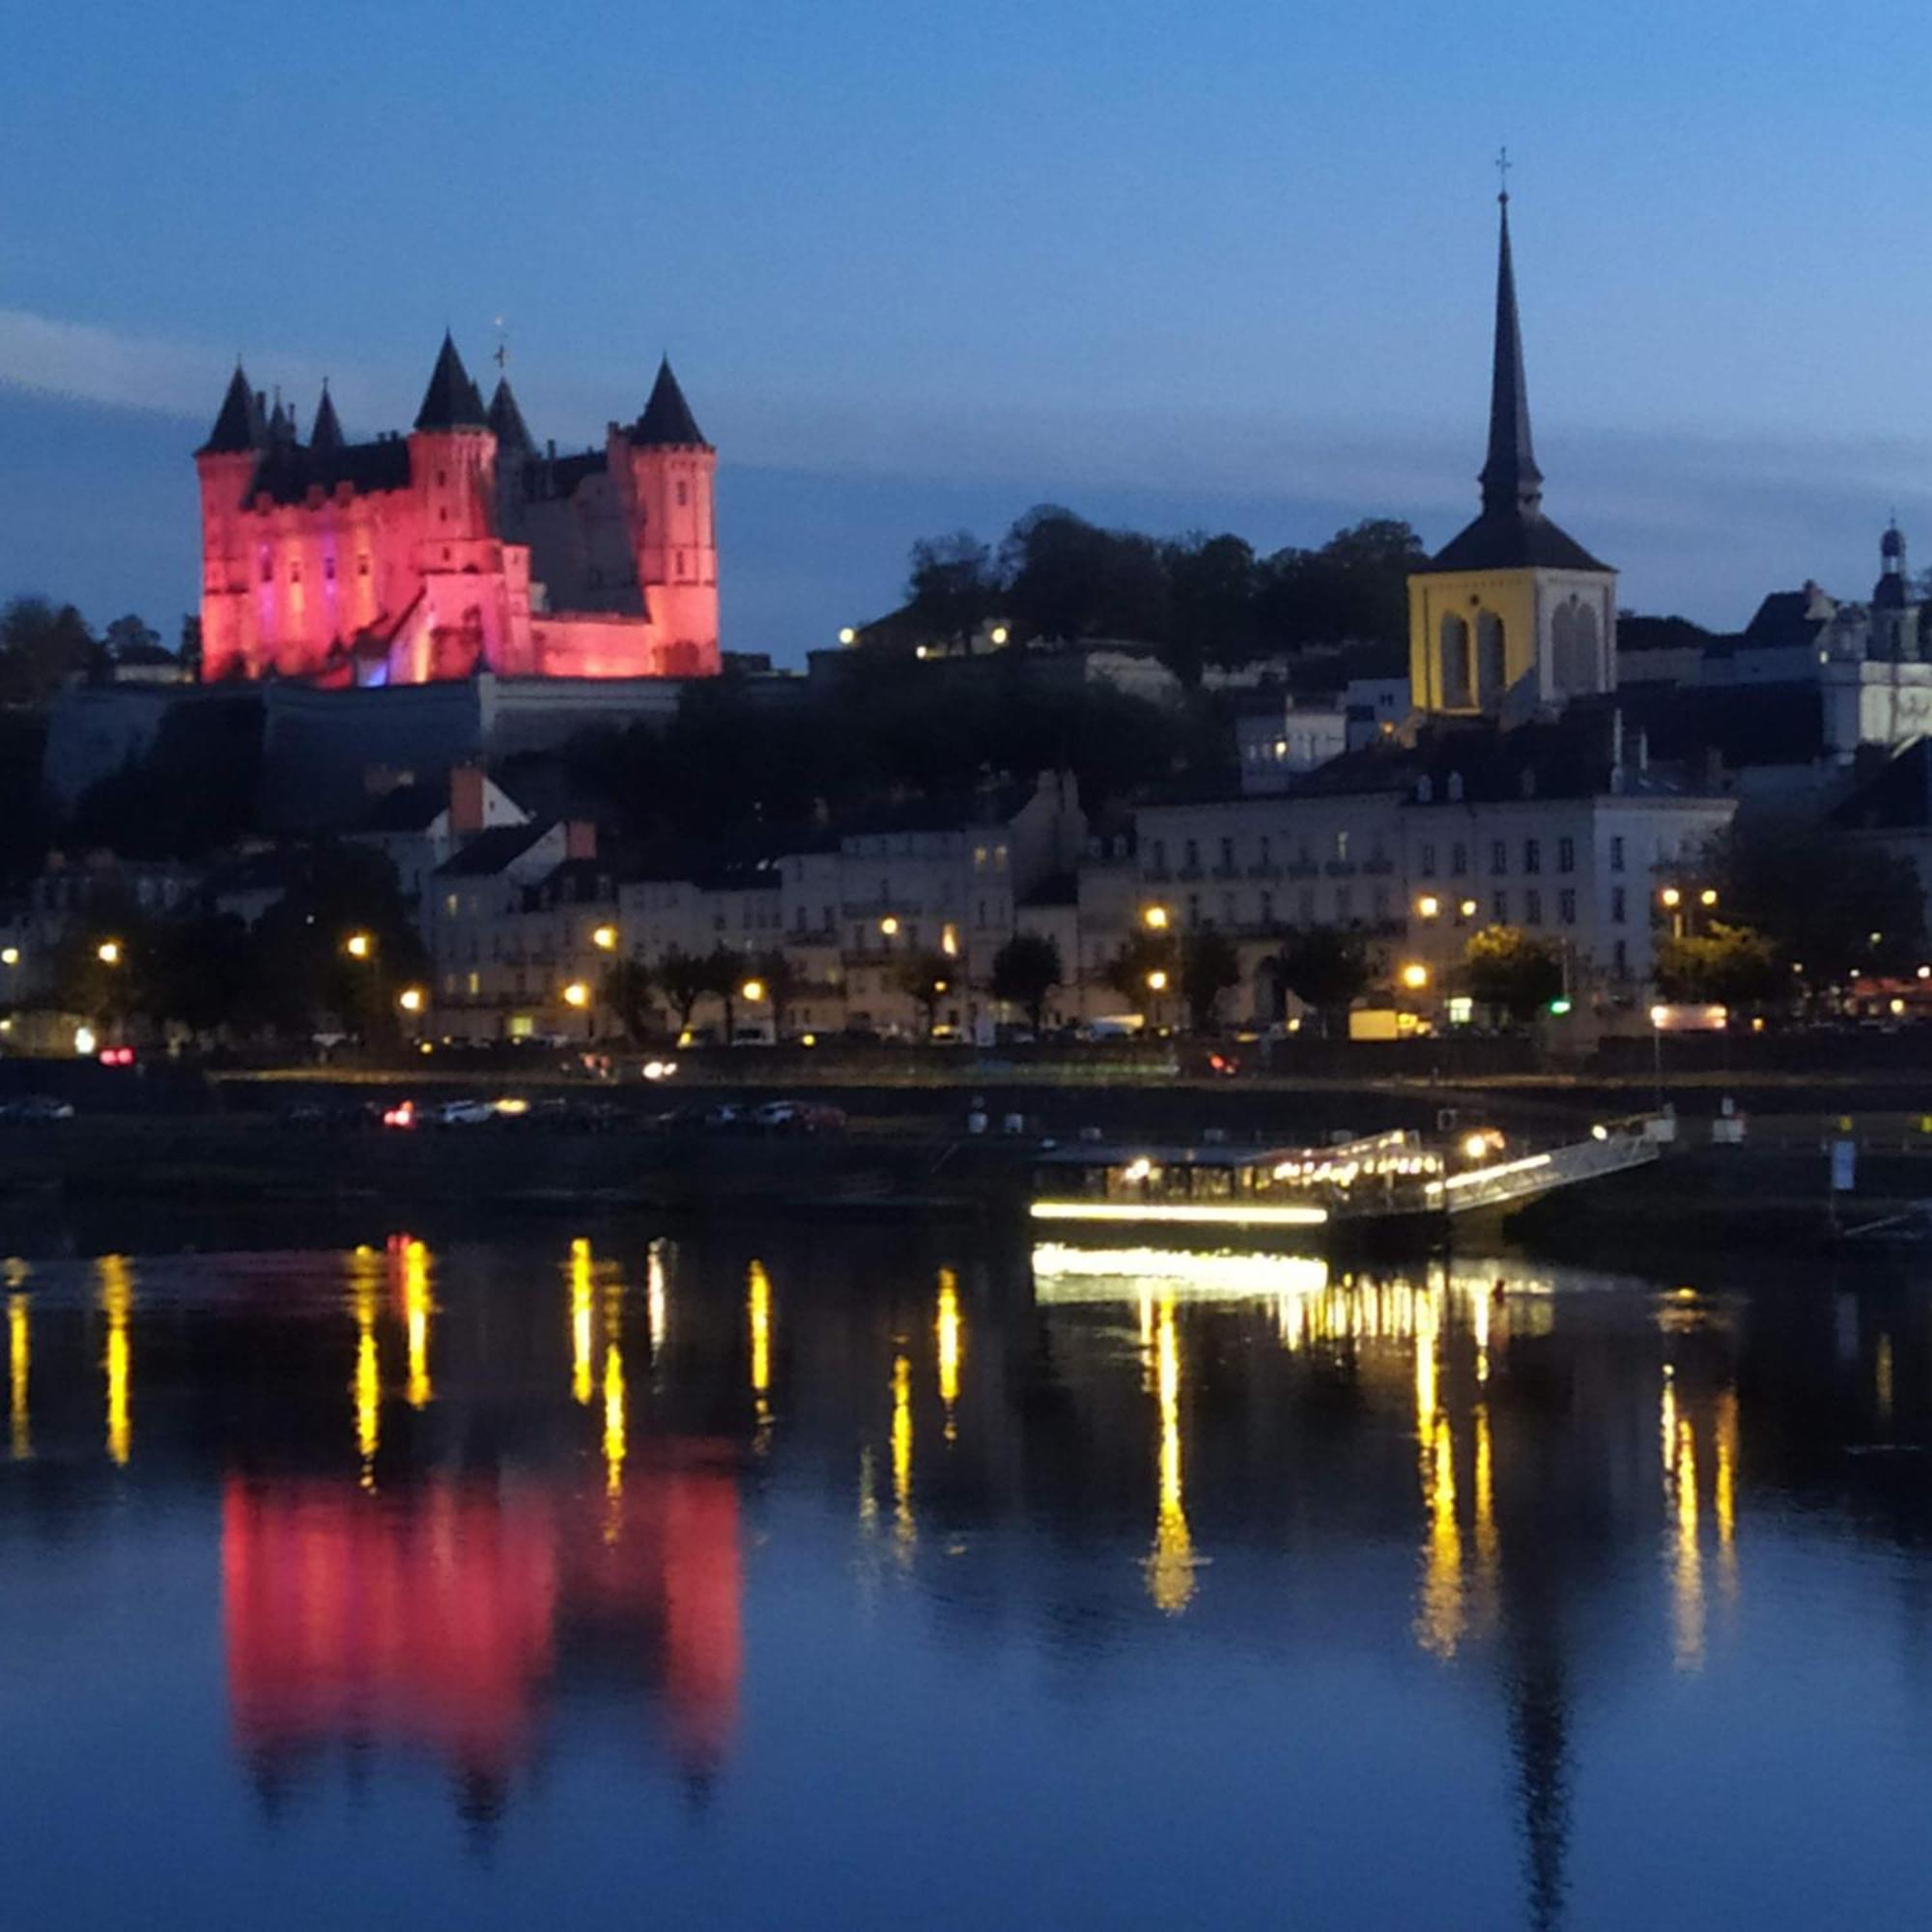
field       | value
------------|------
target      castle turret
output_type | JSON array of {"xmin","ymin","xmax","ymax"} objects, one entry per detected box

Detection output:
[
  {"xmin": 406, "ymin": 334, "xmax": 515, "ymax": 678},
  {"xmin": 195, "ymin": 364, "xmax": 270, "ymax": 679},
  {"xmin": 1870, "ymin": 521, "xmax": 1920, "ymax": 661},
  {"xmin": 618, "ymin": 358, "xmax": 719, "ymax": 673},
  {"xmin": 310, "ymin": 383, "xmax": 344, "ymax": 451}
]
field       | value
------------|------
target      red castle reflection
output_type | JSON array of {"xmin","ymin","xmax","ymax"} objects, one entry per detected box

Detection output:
[{"xmin": 222, "ymin": 1453, "xmax": 741, "ymax": 1796}]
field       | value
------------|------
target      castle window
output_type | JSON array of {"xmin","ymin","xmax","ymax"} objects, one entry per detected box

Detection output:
[
  {"xmin": 1439, "ymin": 613, "xmax": 1471, "ymax": 707},
  {"xmin": 436, "ymin": 470, "xmax": 446, "ymax": 487},
  {"xmin": 358, "ymin": 557, "xmax": 371, "ymax": 578},
  {"xmin": 260, "ymin": 555, "xmax": 271, "ymax": 583},
  {"xmin": 324, "ymin": 557, "xmax": 335, "ymax": 582},
  {"xmin": 677, "ymin": 481, "xmax": 689, "ymax": 507}
]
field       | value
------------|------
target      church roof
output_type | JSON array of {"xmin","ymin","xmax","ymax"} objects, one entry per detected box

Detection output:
[
  {"xmin": 488, "ymin": 377, "xmax": 532, "ymax": 453},
  {"xmin": 200, "ymin": 366, "xmax": 269, "ymax": 455},
  {"xmin": 413, "ymin": 332, "xmax": 488, "ymax": 431},
  {"xmin": 1414, "ymin": 196, "xmax": 1612, "ymax": 580},
  {"xmin": 629, "ymin": 357, "xmax": 708, "ymax": 446},
  {"xmin": 309, "ymin": 384, "xmax": 344, "ymax": 451}
]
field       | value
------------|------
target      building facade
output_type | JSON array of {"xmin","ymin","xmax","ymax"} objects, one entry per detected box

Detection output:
[{"xmin": 195, "ymin": 340, "xmax": 720, "ymax": 689}]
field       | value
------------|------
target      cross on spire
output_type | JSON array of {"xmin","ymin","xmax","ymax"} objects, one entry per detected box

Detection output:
[
  {"xmin": 493, "ymin": 316, "xmax": 509, "ymax": 373},
  {"xmin": 1495, "ymin": 145, "xmax": 1512, "ymax": 205}
]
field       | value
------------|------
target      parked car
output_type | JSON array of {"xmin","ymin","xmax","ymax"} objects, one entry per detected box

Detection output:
[{"xmin": 0, "ymin": 1095, "xmax": 75, "ymax": 1122}]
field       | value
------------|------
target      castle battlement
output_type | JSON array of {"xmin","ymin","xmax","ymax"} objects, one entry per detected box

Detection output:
[{"xmin": 193, "ymin": 337, "xmax": 719, "ymax": 688}]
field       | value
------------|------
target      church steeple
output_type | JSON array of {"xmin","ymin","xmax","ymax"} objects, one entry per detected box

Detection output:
[{"xmin": 1479, "ymin": 190, "xmax": 1544, "ymax": 520}]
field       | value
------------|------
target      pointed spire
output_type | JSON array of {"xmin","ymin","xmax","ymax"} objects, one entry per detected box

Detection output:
[
  {"xmin": 488, "ymin": 377, "xmax": 532, "ymax": 454},
  {"xmin": 413, "ymin": 330, "xmax": 488, "ymax": 431},
  {"xmin": 629, "ymin": 356, "xmax": 709, "ymax": 447},
  {"xmin": 310, "ymin": 381, "xmax": 344, "ymax": 451},
  {"xmin": 1478, "ymin": 191, "xmax": 1543, "ymax": 519},
  {"xmin": 267, "ymin": 390, "xmax": 296, "ymax": 444},
  {"xmin": 199, "ymin": 363, "xmax": 269, "ymax": 455}
]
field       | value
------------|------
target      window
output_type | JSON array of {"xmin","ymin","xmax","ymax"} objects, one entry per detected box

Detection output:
[
  {"xmin": 324, "ymin": 556, "xmax": 335, "ymax": 582},
  {"xmin": 1440, "ymin": 612, "xmax": 1472, "ymax": 707},
  {"xmin": 1559, "ymin": 889, "xmax": 1577, "ymax": 925},
  {"xmin": 1491, "ymin": 840, "xmax": 1508, "ymax": 875},
  {"xmin": 1298, "ymin": 887, "xmax": 1317, "ymax": 923},
  {"xmin": 1336, "ymin": 885, "xmax": 1353, "ymax": 922},
  {"xmin": 436, "ymin": 470, "xmax": 447, "ymax": 487},
  {"xmin": 1476, "ymin": 612, "xmax": 1506, "ymax": 704},
  {"xmin": 1150, "ymin": 838, "xmax": 1166, "ymax": 871},
  {"xmin": 1610, "ymin": 836, "xmax": 1626, "ymax": 873},
  {"xmin": 1260, "ymin": 890, "xmax": 1274, "ymax": 925},
  {"xmin": 1451, "ymin": 841, "xmax": 1469, "ymax": 877},
  {"xmin": 260, "ymin": 555, "xmax": 272, "ymax": 584},
  {"xmin": 467, "ymin": 970, "xmax": 481, "ymax": 995},
  {"xmin": 1492, "ymin": 891, "xmax": 1508, "ymax": 923},
  {"xmin": 1372, "ymin": 884, "xmax": 1389, "ymax": 920},
  {"xmin": 1219, "ymin": 837, "xmax": 1235, "ymax": 873},
  {"xmin": 1524, "ymin": 890, "xmax": 1543, "ymax": 925},
  {"xmin": 1221, "ymin": 894, "xmax": 1236, "ymax": 925},
  {"xmin": 1523, "ymin": 838, "xmax": 1541, "ymax": 875},
  {"xmin": 1557, "ymin": 837, "xmax": 1576, "ymax": 873},
  {"xmin": 1611, "ymin": 887, "xmax": 1627, "ymax": 924},
  {"xmin": 1186, "ymin": 894, "xmax": 1201, "ymax": 924},
  {"xmin": 1184, "ymin": 839, "xmax": 1201, "ymax": 872},
  {"xmin": 677, "ymin": 481, "xmax": 689, "ymax": 506},
  {"xmin": 1420, "ymin": 842, "xmax": 1436, "ymax": 879},
  {"xmin": 1258, "ymin": 835, "xmax": 1272, "ymax": 867},
  {"xmin": 1614, "ymin": 939, "xmax": 1629, "ymax": 974},
  {"xmin": 1335, "ymin": 831, "xmax": 1350, "ymax": 862}
]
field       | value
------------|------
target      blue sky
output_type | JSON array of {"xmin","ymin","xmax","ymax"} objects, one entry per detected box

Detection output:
[{"xmin": 4, "ymin": 0, "xmax": 1929, "ymax": 656}]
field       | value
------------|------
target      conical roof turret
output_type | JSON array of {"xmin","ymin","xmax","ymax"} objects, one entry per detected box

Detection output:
[
  {"xmin": 488, "ymin": 377, "xmax": 533, "ymax": 453},
  {"xmin": 629, "ymin": 357, "xmax": 709, "ymax": 447},
  {"xmin": 198, "ymin": 364, "xmax": 269, "ymax": 455},
  {"xmin": 413, "ymin": 331, "xmax": 488, "ymax": 431},
  {"xmin": 310, "ymin": 382, "xmax": 344, "ymax": 451}
]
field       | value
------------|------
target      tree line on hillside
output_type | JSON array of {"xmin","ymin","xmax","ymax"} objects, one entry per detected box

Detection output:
[
  {"xmin": 0, "ymin": 596, "xmax": 194, "ymax": 705},
  {"xmin": 890, "ymin": 509, "xmax": 1425, "ymax": 685}
]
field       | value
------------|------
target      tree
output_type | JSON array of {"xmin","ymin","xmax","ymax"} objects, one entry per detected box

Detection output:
[
  {"xmin": 656, "ymin": 948, "xmax": 713, "ymax": 1035},
  {"xmin": 601, "ymin": 957, "xmax": 657, "ymax": 1043},
  {"xmin": 0, "ymin": 597, "xmax": 96, "ymax": 704},
  {"xmin": 103, "ymin": 613, "xmax": 163, "ymax": 662},
  {"xmin": 1179, "ymin": 927, "xmax": 1241, "ymax": 1033},
  {"xmin": 905, "ymin": 533, "xmax": 999, "ymax": 647},
  {"xmin": 1717, "ymin": 821, "xmax": 1924, "ymax": 989},
  {"xmin": 699, "ymin": 945, "xmax": 748, "ymax": 1042},
  {"xmin": 1654, "ymin": 921, "xmax": 1785, "ymax": 1009},
  {"xmin": 1269, "ymin": 929, "xmax": 1370, "ymax": 1033},
  {"xmin": 1100, "ymin": 930, "xmax": 1179, "ymax": 1014},
  {"xmin": 750, "ymin": 948, "xmax": 805, "ymax": 1036},
  {"xmin": 990, "ymin": 932, "xmax": 1063, "ymax": 1035},
  {"xmin": 1164, "ymin": 533, "xmax": 1257, "ymax": 684},
  {"xmin": 894, "ymin": 949, "xmax": 954, "ymax": 1037},
  {"xmin": 1464, "ymin": 925, "xmax": 1564, "ymax": 1022}
]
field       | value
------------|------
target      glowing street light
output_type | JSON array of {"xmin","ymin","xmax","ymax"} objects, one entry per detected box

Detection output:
[
  {"xmin": 1400, "ymin": 962, "xmax": 1431, "ymax": 991},
  {"xmin": 96, "ymin": 940, "xmax": 122, "ymax": 967},
  {"xmin": 879, "ymin": 915, "xmax": 900, "ymax": 938},
  {"xmin": 0, "ymin": 947, "xmax": 17, "ymax": 967},
  {"xmin": 1459, "ymin": 898, "xmax": 1478, "ymax": 919},
  {"xmin": 1699, "ymin": 888, "xmax": 1719, "ymax": 908},
  {"xmin": 838, "ymin": 626, "xmax": 858, "ymax": 645},
  {"xmin": 1415, "ymin": 895, "xmax": 1441, "ymax": 920},
  {"xmin": 1146, "ymin": 969, "xmax": 1169, "ymax": 993},
  {"xmin": 344, "ymin": 931, "xmax": 373, "ymax": 960},
  {"xmin": 1659, "ymin": 888, "xmax": 1682, "ymax": 910},
  {"xmin": 591, "ymin": 923, "xmax": 618, "ymax": 952},
  {"xmin": 1143, "ymin": 905, "xmax": 1171, "ymax": 931},
  {"xmin": 990, "ymin": 625, "xmax": 1010, "ymax": 645},
  {"xmin": 562, "ymin": 981, "xmax": 590, "ymax": 1009},
  {"xmin": 741, "ymin": 979, "xmax": 767, "ymax": 1004},
  {"xmin": 397, "ymin": 987, "xmax": 424, "ymax": 1014}
]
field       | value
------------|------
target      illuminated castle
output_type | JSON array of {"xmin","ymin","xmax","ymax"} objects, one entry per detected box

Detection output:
[{"xmin": 194, "ymin": 335, "xmax": 720, "ymax": 686}]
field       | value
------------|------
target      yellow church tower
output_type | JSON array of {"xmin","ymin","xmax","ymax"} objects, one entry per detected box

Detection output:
[{"xmin": 1408, "ymin": 182, "xmax": 1616, "ymax": 721}]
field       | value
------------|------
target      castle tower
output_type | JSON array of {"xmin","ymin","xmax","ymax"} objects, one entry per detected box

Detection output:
[
  {"xmin": 619, "ymin": 358, "xmax": 719, "ymax": 673},
  {"xmin": 1407, "ymin": 187, "xmax": 1617, "ymax": 721},
  {"xmin": 1869, "ymin": 522, "xmax": 1921, "ymax": 662},
  {"xmin": 194, "ymin": 364, "xmax": 270, "ymax": 680},
  {"xmin": 406, "ymin": 334, "xmax": 518, "ymax": 679}
]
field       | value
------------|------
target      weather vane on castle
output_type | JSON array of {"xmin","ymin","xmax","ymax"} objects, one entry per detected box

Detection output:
[{"xmin": 192, "ymin": 336, "xmax": 720, "ymax": 686}]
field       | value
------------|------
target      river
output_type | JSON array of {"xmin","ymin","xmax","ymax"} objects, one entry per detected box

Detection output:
[{"xmin": 0, "ymin": 1218, "xmax": 1927, "ymax": 1929}]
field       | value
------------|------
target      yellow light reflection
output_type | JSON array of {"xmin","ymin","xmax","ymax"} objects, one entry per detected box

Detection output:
[
  {"xmin": 858, "ymin": 1444, "xmax": 878, "ymax": 1536},
  {"xmin": 1471, "ymin": 1404, "xmax": 1499, "ymax": 1634},
  {"xmin": 8, "ymin": 1293, "xmax": 29, "ymax": 1462},
  {"xmin": 1876, "ymin": 1333, "xmax": 1895, "ymax": 1424},
  {"xmin": 647, "ymin": 1238, "xmax": 668, "ymax": 1359},
  {"xmin": 891, "ymin": 1351, "xmax": 915, "ymax": 1562},
  {"xmin": 603, "ymin": 1342, "xmax": 628, "ymax": 1498},
  {"xmin": 99, "ymin": 1255, "xmax": 132, "ymax": 1469},
  {"xmin": 1413, "ymin": 1285, "xmax": 1439, "ymax": 1435},
  {"xmin": 1416, "ymin": 1413, "xmax": 1464, "ymax": 1658},
  {"xmin": 1715, "ymin": 1387, "xmax": 1739, "ymax": 1604},
  {"xmin": 749, "ymin": 1260, "xmax": 772, "ymax": 1428},
  {"xmin": 1146, "ymin": 1295, "xmax": 1195, "ymax": 1615},
  {"xmin": 1472, "ymin": 1281, "xmax": 1492, "ymax": 1384},
  {"xmin": 401, "ymin": 1237, "xmax": 432, "ymax": 1410},
  {"xmin": 936, "ymin": 1268, "xmax": 961, "ymax": 1440},
  {"xmin": 570, "ymin": 1236, "xmax": 594, "ymax": 1406},
  {"xmin": 1672, "ymin": 1415, "xmax": 1704, "ymax": 1672}
]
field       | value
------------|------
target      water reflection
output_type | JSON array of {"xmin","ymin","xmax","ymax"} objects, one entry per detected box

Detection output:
[{"xmin": 8, "ymin": 1227, "xmax": 1932, "ymax": 1927}]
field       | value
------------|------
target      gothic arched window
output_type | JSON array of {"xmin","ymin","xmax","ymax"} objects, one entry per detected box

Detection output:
[
  {"xmin": 1476, "ymin": 612, "xmax": 1507, "ymax": 707},
  {"xmin": 1440, "ymin": 612, "xmax": 1472, "ymax": 707}
]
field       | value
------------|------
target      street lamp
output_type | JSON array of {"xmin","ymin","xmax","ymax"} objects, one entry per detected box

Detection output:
[
  {"xmin": 1400, "ymin": 962, "xmax": 1430, "ymax": 991},
  {"xmin": 397, "ymin": 987, "xmax": 424, "ymax": 1014},
  {"xmin": 592, "ymin": 924, "xmax": 617, "ymax": 952},
  {"xmin": 1146, "ymin": 969, "xmax": 1169, "ymax": 993},
  {"xmin": 1659, "ymin": 888, "xmax": 1682, "ymax": 910},
  {"xmin": 838, "ymin": 626, "xmax": 858, "ymax": 645},
  {"xmin": 0, "ymin": 947, "xmax": 17, "ymax": 968},
  {"xmin": 562, "ymin": 981, "xmax": 590, "ymax": 1009},
  {"xmin": 1699, "ymin": 889, "xmax": 1719, "ymax": 909},
  {"xmin": 990, "ymin": 625, "xmax": 1010, "ymax": 646},
  {"xmin": 344, "ymin": 932, "xmax": 373, "ymax": 961},
  {"xmin": 879, "ymin": 916, "xmax": 899, "ymax": 938},
  {"xmin": 1143, "ymin": 905, "xmax": 1171, "ymax": 932},
  {"xmin": 741, "ymin": 978, "xmax": 766, "ymax": 1005},
  {"xmin": 97, "ymin": 940, "xmax": 123, "ymax": 966},
  {"xmin": 1459, "ymin": 898, "xmax": 1478, "ymax": 920},
  {"xmin": 1415, "ymin": 895, "xmax": 1440, "ymax": 921}
]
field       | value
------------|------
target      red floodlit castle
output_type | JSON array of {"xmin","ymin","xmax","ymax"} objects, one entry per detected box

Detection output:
[{"xmin": 194, "ymin": 335, "xmax": 720, "ymax": 686}]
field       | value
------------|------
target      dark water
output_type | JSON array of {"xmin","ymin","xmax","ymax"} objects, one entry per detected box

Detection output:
[{"xmin": 2, "ymin": 1221, "xmax": 1930, "ymax": 1930}]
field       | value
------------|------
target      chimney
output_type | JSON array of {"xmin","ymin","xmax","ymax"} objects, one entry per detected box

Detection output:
[
  {"xmin": 448, "ymin": 763, "xmax": 487, "ymax": 836},
  {"xmin": 564, "ymin": 819, "xmax": 597, "ymax": 861}
]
